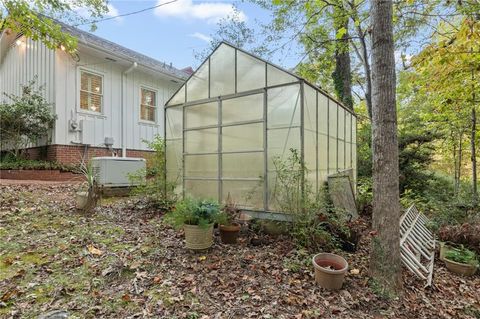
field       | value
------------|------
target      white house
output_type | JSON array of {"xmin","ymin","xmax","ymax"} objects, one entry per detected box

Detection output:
[{"xmin": 0, "ymin": 21, "xmax": 189, "ymax": 163}]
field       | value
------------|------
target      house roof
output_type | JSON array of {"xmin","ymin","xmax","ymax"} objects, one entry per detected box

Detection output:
[{"xmin": 58, "ymin": 21, "xmax": 190, "ymax": 81}]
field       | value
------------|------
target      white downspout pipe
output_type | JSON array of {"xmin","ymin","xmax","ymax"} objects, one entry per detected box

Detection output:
[{"xmin": 121, "ymin": 62, "xmax": 137, "ymax": 157}]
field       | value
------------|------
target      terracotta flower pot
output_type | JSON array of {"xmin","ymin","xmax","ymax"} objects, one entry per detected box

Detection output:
[
  {"xmin": 183, "ymin": 224, "xmax": 214, "ymax": 250},
  {"xmin": 444, "ymin": 258, "xmax": 478, "ymax": 276},
  {"xmin": 312, "ymin": 253, "xmax": 348, "ymax": 290},
  {"xmin": 219, "ymin": 223, "xmax": 241, "ymax": 244}
]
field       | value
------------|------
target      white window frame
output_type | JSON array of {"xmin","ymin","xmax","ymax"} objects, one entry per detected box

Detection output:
[
  {"xmin": 78, "ymin": 68, "xmax": 104, "ymax": 115},
  {"xmin": 139, "ymin": 85, "xmax": 158, "ymax": 124}
]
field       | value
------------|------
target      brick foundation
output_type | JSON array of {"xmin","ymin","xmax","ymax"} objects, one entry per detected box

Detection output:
[
  {"xmin": 0, "ymin": 169, "xmax": 83, "ymax": 182},
  {"xmin": 22, "ymin": 145, "xmax": 154, "ymax": 165}
]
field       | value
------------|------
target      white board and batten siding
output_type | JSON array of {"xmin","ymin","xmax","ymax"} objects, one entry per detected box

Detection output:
[
  {"xmin": 55, "ymin": 49, "xmax": 180, "ymax": 151},
  {"xmin": 0, "ymin": 36, "xmax": 55, "ymax": 104}
]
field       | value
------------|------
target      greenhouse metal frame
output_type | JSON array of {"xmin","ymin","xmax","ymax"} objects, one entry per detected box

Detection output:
[{"xmin": 165, "ymin": 42, "xmax": 357, "ymax": 219}]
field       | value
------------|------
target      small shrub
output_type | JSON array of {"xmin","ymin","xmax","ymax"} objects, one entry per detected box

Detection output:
[
  {"xmin": 129, "ymin": 136, "xmax": 177, "ymax": 211},
  {"xmin": 271, "ymin": 148, "xmax": 349, "ymax": 252},
  {"xmin": 0, "ymin": 78, "xmax": 57, "ymax": 157}
]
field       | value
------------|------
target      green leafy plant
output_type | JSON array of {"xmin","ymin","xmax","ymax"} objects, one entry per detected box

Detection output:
[
  {"xmin": 445, "ymin": 246, "xmax": 479, "ymax": 266},
  {"xmin": 165, "ymin": 198, "xmax": 221, "ymax": 229}
]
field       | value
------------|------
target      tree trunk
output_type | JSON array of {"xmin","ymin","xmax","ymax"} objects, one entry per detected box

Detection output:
[
  {"xmin": 332, "ymin": 4, "xmax": 354, "ymax": 109},
  {"xmin": 472, "ymin": 106, "xmax": 477, "ymax": 201},
  {"xmin": 471, "ymin": 67, "xmax": 478, "ymax": 201},
  {"xmin": 369, "ymin": 0, "xmax": 403, "ymax": 295}
]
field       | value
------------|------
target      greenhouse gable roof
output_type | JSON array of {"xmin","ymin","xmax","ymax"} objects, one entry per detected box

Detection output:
[{"xmin": 165, "ymin": 41, "xmax": 355, "ymax": 117}]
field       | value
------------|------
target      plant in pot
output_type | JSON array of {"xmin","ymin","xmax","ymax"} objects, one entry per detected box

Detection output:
[
  {"xmin": 444, "ymin": 246, "xmax": 479, "ymax": 276},
  {"xmin": 218, "ymin": 193, "xmax": 242, "ymax": 244},
  {"xmin": 76, "ymin": 160, "xmax": 99, "ymax": 213},
  {"xmin": 165, "ymin": 198, "xmax": 221, "ymax": 250}
]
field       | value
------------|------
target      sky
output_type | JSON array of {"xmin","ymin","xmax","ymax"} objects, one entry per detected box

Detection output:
[{"xmin": 77, "ymin": 0, "xmax": 296, "ymax": 70}]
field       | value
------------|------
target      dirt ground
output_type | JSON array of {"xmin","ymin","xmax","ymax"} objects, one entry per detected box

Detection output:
[{"xmin": 0, "ymin": 183, "xmax": 479, "ymax": 318}]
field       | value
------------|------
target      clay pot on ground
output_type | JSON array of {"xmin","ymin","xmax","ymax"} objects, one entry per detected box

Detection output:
[
  {"xmin": 183, "ymin": 224, "xmax": 214, "ymax": 250},
  {"xmin": 312, "ymin": 253, "xmax": 349, "ymax": 290},
  {"xmin": 444, "ymin": 258, "xmax": 478, "ymax": 276},
  {"xmin": 219, "ymin": 223, "xmax": 241, "ymax": 244},
  {"xmin": 75, "ymin": 191, "xmax": 88, "ymax": 210}
]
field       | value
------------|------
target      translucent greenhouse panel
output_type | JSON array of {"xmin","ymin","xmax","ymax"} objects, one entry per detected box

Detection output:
[
  {"xmin": 222, "ymin": 94, "xmax": 263, "ymax": 125},
  {"xmin": 186, "ymin": 61, "xmax": 209, "ymax": 102},
  {"xmin": 345, "ymin": 112, "xmax": 352, "ymax": 144},
  {"xmin": 338, "ymin": 106, "xmax": 345, "ymax": 141},
  {"xmin": 328, "ymin": 101, "xmax": 337, "ymax": 137},
  {"xmin": 267, "ymin": 127, "xmax": 301, "ymax": 165},
  {"xmin": 267, "ymin": 64, "xmax": 297, "ymax": 87},
  {"xmin": 304, "ymin": 85, "xmax": 316, "ymax": 132},
  {"xmin": 237, "ymin": 50, "xmax": 266, "ymax": 92},
  {"xmin": 267, "ymin": 172, "xmax": 301, "ymax": 212},
  {"xmin": 345, "ymin": 112, "xmax": 352, "ymax": 168},
  {"xmin": 222, "ymin": 152, "xmax": 263, "ymax": 178},
  {"xmin": 166, "ymin": 139, "xmax": 182, "ymax": 193},
  {"xmin": 167, "ymin": 85, "xmax": 185, "ymax": 106},
  {"xmin": 318, "ymin": 134, "xmax": 328, "ymax": 183},
  {"xmin": 318, "ymin": 94, "xmax": 328, "ymax": 135},
  {"xmin": 165, "ymin": 106, "xmax": 183, "ymax": 139},
  {"xmin": 222, "ymin": 180, "xmax": 264, "ymax": 210},
  {"xmin": 210, "ymin": 44, "xmax": 235, "ymax": 97},
  {"xmin": 352, "ymin": 116, "xmax": 357, "ymax": 144},
  {"xmin": 185, "ymin": 102, "xmax": 217, "ymax": 129},
  {"xmin": 329, "ymin": 137, "xmax": 337, "ymax": 173},
  {"xmin": 304, "ymin": 128, "xmax": 316, "ymax": 171},
  {"xmin": 185, "ymin": 180, "xmax": 218, "ymax": 200},
  {"xmin": 338, "ymin": 140, "xmax": 345, "ymax": 171},
  {"xmin": 222, "ymin": 123, "xmax": 263, "ymax": 152},
  {"xmin": 185, "ymin": 154, "xmax": 218, "ymax": 178},
  {"xmin": 328, "ymin": 101, "xmax": 338, "ymax": 174},
  {"xmin": 185, "ymin": 128, "xmax": 218, "ymax": 154},
  {"xmin": 267, "ymin": 84, "xmax": 301, "ymax": 128}
]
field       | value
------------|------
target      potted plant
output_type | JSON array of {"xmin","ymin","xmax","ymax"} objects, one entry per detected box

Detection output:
[
  {"xmin": 76, "ymin": 160, "xmax": 99, "ymax": 213},
  {"xmin": 444, "ymin": 246, "xmax": 478, "ymax": 276},
  {"xmin": 165, "ymin": 198, "xmax": 221, "ymax": 250},
  {"xmin": 312, "ymin": 253, "xmax": 348, "ymax": 290},
  {"xmin": 218, "ymin": 193, "xmax": 242, "ymax": 244}
]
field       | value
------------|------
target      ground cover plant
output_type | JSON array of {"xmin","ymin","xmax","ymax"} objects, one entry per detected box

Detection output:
[{"xmin": 1, "ymin": 183, "xmax": 479, "ymax": 318}]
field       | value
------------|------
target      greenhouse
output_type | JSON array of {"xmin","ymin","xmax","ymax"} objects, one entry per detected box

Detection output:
[{"xmin": 165, "ymin": 42, "xmax": 357, "ymax": 218}]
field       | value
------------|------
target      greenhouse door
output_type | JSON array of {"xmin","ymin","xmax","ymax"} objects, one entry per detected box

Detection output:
[{"xmin": 183, "ymin": 92, "xmax": 266, "ymax": 211}]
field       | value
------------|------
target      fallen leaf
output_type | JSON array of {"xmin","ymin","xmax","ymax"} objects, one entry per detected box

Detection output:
[
  {"xmin": 350, "ymin": 268, "xmax": 360, "ymax": 275},
  {"xmin": 87, "ymin": 244, "xmax": 103, "ymax": 256},
  {"xmin": 198, "ymin": 255, "xmax": 207, "ymax": 261}
]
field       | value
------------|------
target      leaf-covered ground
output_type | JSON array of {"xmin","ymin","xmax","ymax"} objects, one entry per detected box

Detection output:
[{"xmin": 0, "ymin": 183, "xmax": 479, "ymax": 318}]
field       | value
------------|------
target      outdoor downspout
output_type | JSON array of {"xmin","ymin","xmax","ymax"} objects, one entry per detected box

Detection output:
[{"xmin": 121, "ymin": 62, "xmax": 137, "ymax": 157}]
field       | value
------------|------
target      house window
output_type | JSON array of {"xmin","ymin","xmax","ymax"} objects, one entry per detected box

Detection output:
[
  {"xmin": 80, "ymin": 71, "xmax": 103, "ymax": 112},
  {"xmin": 141, "ymin": 88, "xmax": 156, "ymax": 122}
]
